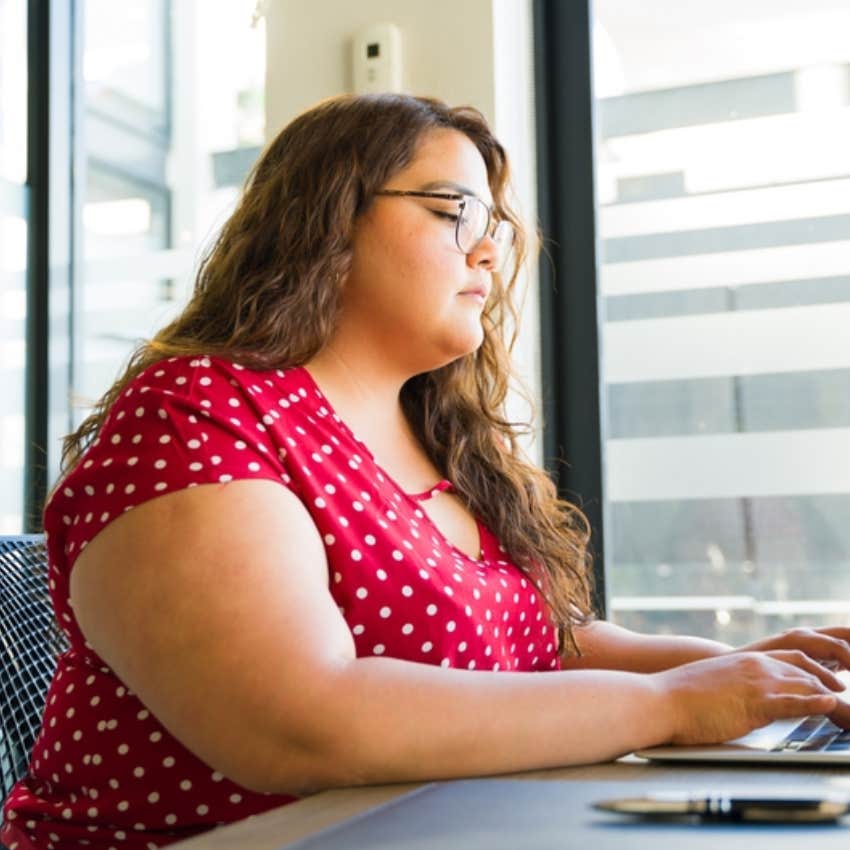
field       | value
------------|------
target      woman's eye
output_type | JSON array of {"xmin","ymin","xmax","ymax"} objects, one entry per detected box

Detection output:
[{"xmin": 430, "ymin": 209, "xmax": 459, "ymax": 223}]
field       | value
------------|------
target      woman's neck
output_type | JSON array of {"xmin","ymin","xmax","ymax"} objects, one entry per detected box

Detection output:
[
  {"xmin": 303, "ymin": 342, "xmax": 410, "ymax": 443},
  {"xmin": 303, "ymin": 341, "xmax": 446, "ymax": 492}
]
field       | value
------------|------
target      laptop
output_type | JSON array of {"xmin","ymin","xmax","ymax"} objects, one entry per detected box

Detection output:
[{"xmin": 637, "ymin": 670, "xmax": 850, "ymax": 764}]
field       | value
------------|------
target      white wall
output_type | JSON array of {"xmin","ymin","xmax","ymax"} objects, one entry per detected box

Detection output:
[{"xmin": 264, "ymin": 0, "xmax": 543, "ymax": 462}]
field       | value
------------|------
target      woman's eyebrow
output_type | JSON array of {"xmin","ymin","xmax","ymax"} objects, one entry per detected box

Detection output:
[
  {"xmin": 418, "ymin": 179, "xmax": 495, "ymax": 210},
  {"xmin": 418, "ymin": 179, "xmax": 478, "ymax": 197}
]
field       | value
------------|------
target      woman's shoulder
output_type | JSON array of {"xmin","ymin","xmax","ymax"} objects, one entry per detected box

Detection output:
[
  {"xmin": 100, "ymin": 353, "xmax": 323, "ymax": 436},
  {"xmin": 45, "ymin": 356, "xmax": 318, "ymax": 563},
  {"xmin": 120, "ymin": 354, "xmax": 311, "ymax": 403},
  {"xmin": 47, "ymin": 354, "xmax": 333, "ymax": 518}
]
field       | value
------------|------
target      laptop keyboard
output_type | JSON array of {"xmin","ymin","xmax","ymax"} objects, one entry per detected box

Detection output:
[{"xmin": 773, "ymin": 716, "xmax": 850, "ymax": 752}]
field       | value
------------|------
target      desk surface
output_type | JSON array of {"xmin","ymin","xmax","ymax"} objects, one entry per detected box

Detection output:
[{"xmin": 169, "ymin": 757, "xmax": 850, "ymax": 850}]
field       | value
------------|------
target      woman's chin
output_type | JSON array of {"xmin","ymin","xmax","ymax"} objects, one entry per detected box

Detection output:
[{"xmin": 434, "ymin": 326, "xmax": 485, "ymax": 365}]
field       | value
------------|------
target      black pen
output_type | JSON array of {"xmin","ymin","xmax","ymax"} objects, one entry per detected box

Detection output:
[{"xmin": 594, "ymin": 790, "xmax": 850, "ymax": 822}]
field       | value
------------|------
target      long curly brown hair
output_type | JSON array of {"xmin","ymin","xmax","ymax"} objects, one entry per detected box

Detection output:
[{"xmin": 62, "ymin": 93, "xmax": 595, "ymax": 651}]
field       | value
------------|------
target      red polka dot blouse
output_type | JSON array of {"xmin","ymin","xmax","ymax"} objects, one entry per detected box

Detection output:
[{"xmin": 2, "ymin": 356, "xmax": 561, "ymax": 850}]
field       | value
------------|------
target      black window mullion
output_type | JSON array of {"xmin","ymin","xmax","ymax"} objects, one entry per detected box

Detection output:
[
  {"xmin": 24, "ymin": 0, "xmax": 50, "ymax": 533},
  {"xmin": 24, "ymin": 0, "xmax": 75, "ymax": 532},
  {"xmin": 533, "ymin": 0, "xmax": 608, "ymax": 615}
]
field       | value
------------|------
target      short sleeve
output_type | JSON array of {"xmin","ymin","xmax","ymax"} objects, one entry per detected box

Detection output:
[{"xmin": 51, "ymin": 356, "xmax": 297, "ymax": 573}]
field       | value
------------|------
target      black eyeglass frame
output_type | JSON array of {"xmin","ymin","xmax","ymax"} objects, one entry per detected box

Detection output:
[{"xmin": 373, "ymin": 189, "xmax": 514, "ymax": 268}]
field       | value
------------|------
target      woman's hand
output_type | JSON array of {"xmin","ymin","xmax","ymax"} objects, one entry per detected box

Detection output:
[
  {"xmin": 730, "ymin": 628, "xmax": 850, "ymax": 731},
  {"xmin": 655, "ymin": 650, "xmax": 846, "ymax": 745},
  {"xmin": 734, "ymin": 626, "xmax": 850, "ymax": 671}
]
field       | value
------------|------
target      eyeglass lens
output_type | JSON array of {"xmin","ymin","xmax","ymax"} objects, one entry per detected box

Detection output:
[{"xmin": 457, "ymin": 197, "xmax": 514, "ymax": 271}]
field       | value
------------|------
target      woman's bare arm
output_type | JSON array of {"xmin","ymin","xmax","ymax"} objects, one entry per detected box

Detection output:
[
  {"xmin": 563, "ymin": 619, "xmax": 731, "ymax": 673},
  {"xmin": 565, "ymin": 613, "xmax": 850, "ymax": 678},
  {"xmin": 562, "ymin": 612, "xmax": 850, "ymax": 730},
  {"xmin": 69, "ymin": 480, "xmax": 842, "ymax": 796}
]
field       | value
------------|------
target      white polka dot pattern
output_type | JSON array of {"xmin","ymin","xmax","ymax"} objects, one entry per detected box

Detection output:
[{"xmin": 1, "ymin": 355, "xmax": 560, "ymax": 850}]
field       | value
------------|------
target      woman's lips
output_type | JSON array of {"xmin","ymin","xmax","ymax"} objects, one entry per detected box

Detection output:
[{"xmin": 458, "ymin": 286, "xmax": 488, "ymax": 303}]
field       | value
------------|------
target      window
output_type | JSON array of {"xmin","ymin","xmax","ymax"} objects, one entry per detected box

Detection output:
[
  {"xmin": 0, "ymin": 0, "xmax": 27, "ymax": 532},
  {"xmin": 75, "ymin": 0, "xmax": 267, "ymax": 421},
  {"xmin": 593, "ymin": 0, "xmax": 850, "ymax": 640},
  {"xmin": 77, "ymin": 0, "xmax": 173, "ymax": 408},
  {"xmin": 4, "ymin": 0, "xmax": 266, "ymax": 532}
]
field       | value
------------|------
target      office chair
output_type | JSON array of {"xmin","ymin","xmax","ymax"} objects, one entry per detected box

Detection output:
[{"xmin": 0, "ymin": 535, "xmax": 68, "ymax": 805}]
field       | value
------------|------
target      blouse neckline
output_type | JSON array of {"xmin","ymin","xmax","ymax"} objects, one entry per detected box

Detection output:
[{"xmin": 295, "ymin": 365, "xmax": 487, "ymax": 562}]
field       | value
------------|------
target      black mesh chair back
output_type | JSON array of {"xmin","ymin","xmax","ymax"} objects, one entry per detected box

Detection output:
[{"xmin": 0, "ymin": 535, "xmax": 68, "ymax": 804}]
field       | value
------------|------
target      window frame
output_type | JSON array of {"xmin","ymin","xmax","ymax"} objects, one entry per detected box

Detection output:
[
  {"xmin": 24, "ymin": 0, "xmax": 74, "ymax": 532},
  {"xmin": 23, "ymin": 0, "xmax": 173, "ymax": 531},
  {"xmin": 533, "ymin": 0, "xmax": 608, "ymax": 615}
]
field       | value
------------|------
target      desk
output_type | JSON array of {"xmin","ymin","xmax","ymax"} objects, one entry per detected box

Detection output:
[{"xmin": 169, "ymin": 757, "xmax": 850, "ymax": 850}]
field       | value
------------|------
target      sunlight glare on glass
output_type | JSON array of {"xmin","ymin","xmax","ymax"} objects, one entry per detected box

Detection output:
[{"xmin": 83, "ymin": 199, "xmax": 152, "ymax": 237}]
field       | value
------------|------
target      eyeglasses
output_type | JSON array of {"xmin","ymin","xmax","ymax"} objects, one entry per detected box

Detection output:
[{"xmin": 374, "ymin": 190, "xmax": 516, "ymax": 273}]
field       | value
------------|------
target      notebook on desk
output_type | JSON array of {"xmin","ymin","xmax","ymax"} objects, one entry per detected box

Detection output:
[{"xmin": 637, "ymin": 670, "xmax": 850, "ymax": 765}]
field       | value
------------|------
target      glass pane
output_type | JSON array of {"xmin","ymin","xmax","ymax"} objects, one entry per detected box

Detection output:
[
  {"xmin": 75, "ymin": 0, "xmax": 266, "ymax": 417},
  {"xmin": 593, "ymin": 0, "xmax": 850, "ymax": 640},
  {"xmin": 0, "ymin": 0, "xmax": 27, "ymax": 533},
  {"xmin": 78, "ymin": 166, "xmax": 172, "ymax": 403},
  {"xmin": 0, "ymin": 214, "xmax": 26, "ymax": 533},
  {"xmin": 84, "ymin": 0, "xmax": 168, "ymax": 135},
  {"xmin": 0, "ymin": 0, "xmax": 26, "ymax": 183}
]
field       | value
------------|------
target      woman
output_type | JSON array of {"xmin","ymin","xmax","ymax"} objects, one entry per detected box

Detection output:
[{"xmin": 3, "ymin": 93, "xmax": 848, "ymax": 850}]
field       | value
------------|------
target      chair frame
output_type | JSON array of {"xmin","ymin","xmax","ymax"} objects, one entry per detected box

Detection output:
[{"xmin": 0, "ymin": 534, "xmax": 68, "ymax": 811}]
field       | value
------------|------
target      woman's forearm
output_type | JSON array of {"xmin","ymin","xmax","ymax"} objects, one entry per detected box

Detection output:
[
  {"xmin": 245, "ymin": 642, "xmax": 843, "ymax": 796},
  {"xmin": 562, "ymin": 619, "xmax": 731, "ymax": 673},
  {"xmin": 269, "ymin": 657, "xmax": 673, "ymax": 794}
]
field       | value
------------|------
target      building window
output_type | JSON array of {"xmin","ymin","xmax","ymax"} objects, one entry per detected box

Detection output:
[
  {"xmin": 74, "ymin": 0, "xmax": 267, "ymax": 423},
  {"xmin": 593, "ymin": 0, "xmax": 850, "ymax": 640},
  {"xmin": 5, "ymin": 0, "xmax": 266, "ymax": 532}
]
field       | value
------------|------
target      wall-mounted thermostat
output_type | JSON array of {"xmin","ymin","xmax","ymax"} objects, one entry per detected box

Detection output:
[{"xmin": 352, "ymin": 23, "xmax": 402, "ymax": 93}]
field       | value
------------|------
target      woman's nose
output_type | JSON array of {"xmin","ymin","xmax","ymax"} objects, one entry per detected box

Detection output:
[{"xmin": 466, "ymin": 232, "xmax": 498, "ymax": 271}]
